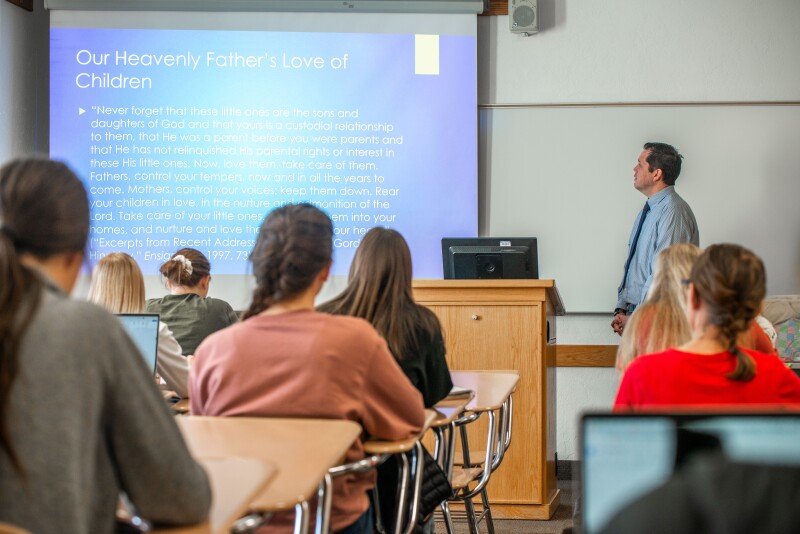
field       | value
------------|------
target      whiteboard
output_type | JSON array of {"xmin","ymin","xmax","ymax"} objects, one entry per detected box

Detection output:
[{"xmin": 479, "ymin": 105, "xmax": 800, "ymax": 312}]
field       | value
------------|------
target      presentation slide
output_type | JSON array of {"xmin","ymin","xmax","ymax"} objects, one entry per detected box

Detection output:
[{"xmin": 50, "ymin": 19, "xmax": 477, "ymax": 279}]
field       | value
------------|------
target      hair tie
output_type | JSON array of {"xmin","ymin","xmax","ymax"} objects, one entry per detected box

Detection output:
[{"xmin": 172, "ymin": 254, "xmax": 193, "ymax": 275}]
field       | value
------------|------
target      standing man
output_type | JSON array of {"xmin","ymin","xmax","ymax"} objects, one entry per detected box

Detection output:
[{"xmin": 612, "ymin": 142, "xmax": 699, "ymax": 335}]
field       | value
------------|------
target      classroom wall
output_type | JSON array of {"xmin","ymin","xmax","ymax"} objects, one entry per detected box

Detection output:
[
  {"xmin": 3, "ymin": 0, "xmax": 797, "ymax": 462},
  {"xmin": 0, "ymin": 0, "xmax": 48, "ymax": 161},
  {"xmin": 477, "ymin": 0, "xmax": 800, "ymax": 459}
]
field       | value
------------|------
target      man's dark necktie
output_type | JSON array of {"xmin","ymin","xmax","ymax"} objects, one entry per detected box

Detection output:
[{"xmin": 619, "ymin": 201, "xmax": 651, "ymax": 293}]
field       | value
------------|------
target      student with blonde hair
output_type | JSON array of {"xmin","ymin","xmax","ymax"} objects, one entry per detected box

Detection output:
[
  {"xmin": 617, "ymin": 243, "xmax": 777, "ymax": 373},
  {"xmin": 0, "ymin": 158, "xmax": 209, "ymax": 532},
  {"xmin": 616, "ymin": 243, "xmax": 701, "ymax": 372},
  {"xmin": 88, "ymin": 252, "xmax": 190, "ymax": 397},
  {"xmin": 615, "ymin": 244, "xmax": 800, "ymax": 407},
  {"xmin": 146, "ymin": 248, "xmax": 238, "ymax": 355}
]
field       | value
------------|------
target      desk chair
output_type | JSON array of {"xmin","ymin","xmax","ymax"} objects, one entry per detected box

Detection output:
[
  {"xmin": 441, "ymin": 371, "xmax": 519, "ymax": 534},
  {"xmin": 174, "ymin": 416, "xmax": 361, "ymax": 534},
  {"xmin": 320, "ymin": 411, "xmax": 436, "ymax": 534}
]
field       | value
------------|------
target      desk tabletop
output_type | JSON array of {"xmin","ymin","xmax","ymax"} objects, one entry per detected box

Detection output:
[
  {"xmin": 176, "ymin": 416, "xmax": 360, "ymax": 512},
  {"xmin": 363, "ymin": 410, "xmax": 437, "ymax": 455},
  {"xmin": 430, "ymin": 394, "xmax": 474, "ymax": 428},
  {"xmin": 152, "ymin": 456, "xmax": 276, "ymax": 534},
  {"xmin": 450, "ymin": 370, "xmax": 520, "ymax": 412}
]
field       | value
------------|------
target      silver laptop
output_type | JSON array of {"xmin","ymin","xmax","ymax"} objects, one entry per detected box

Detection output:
[
  {"xmin": 580, "ymin": 411, "xmax": 800, "ymax": 534},
  {"xmin": 116, "ymin": 313, "xmax": 160, "ymax": 375}
]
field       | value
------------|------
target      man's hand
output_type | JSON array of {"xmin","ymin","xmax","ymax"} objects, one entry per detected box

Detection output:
[{"xmin": 611, "ymin": 312, "xmax": 629, "ymax": 336}]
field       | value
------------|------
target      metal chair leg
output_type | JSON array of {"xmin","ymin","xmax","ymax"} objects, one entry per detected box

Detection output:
[
  {"xmin": 440, "ymin": 501, "xmax": 456, "ymax": 534},
  {"xmin": 463, "ymin": 497, "xmax": 480, "ymax": 534},
  {"xmin": 393, "ymin": 452, "xmax": 411, "ymax": 534},
  {"xmin": 401, "ymin": 442, "xmax": 424, "ymax": 534},
  {"xmin": 459, "ymin": 423, "xmax": 473, "ymax": 466},
  {"xmin": 315, "ymin": 473, "xmax": 332, "ymax": 534},
  {"xmin": 293, "ymin": 501, "xmax": 309, "ymax": 534},
  {"xmin": 480, "ymin": 487, "xmax": 495, "ymax": 534}
]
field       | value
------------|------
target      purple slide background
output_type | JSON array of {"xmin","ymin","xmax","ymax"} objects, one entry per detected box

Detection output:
[{"xmin": 51, "ymin": 28, "xmax": 477, "ymax": 277}]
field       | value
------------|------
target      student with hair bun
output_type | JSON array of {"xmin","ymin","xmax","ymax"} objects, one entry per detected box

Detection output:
[
  {"xmin": 0, "ymin": 158, "xmax": 210, "ymax": 532},
  {"xmin": 88, "ymin": 252, "xmax": 190, "ymax": 397},
  {"xmin": 191, "ymin": 203, "xmax": 425, "ymax": 534},
  {"xmin": 615, "ymin": 243, "xmax": 800, "ymax": 408},
  {"xmin": 146, "ymin": 247, "xmax": 238, "ymax": 355}
]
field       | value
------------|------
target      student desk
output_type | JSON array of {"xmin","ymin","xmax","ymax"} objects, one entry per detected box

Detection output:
[
  {"xmin": 174, "ymin": 416, "xmax": 361, "ymax": 534},
  {"xmin": 427, "ymin": 393, "xmax": 475, "ymax": 479},
  {"xmin": 151, "ymin": 457, "xmax": 276, "ymax": 534},
  {"xmin": 333, "ymin": 410, "xmax": 436, "ymax": 534},
  {"xmin": 452, "ymin": 371, "xmax": 518, "ymax": 410},
  {"xmin": 445, "ymin": 371, "xmax": 520, "ymax": 534},
  {"xmin": 363, "ymin": 409, "xmax": 437, "ymax": 455}
]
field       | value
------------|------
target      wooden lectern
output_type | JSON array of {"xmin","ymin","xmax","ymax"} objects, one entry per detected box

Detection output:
[{"xmin": 412, "ymin": 279, "xmax": 565, "ymax": 520}]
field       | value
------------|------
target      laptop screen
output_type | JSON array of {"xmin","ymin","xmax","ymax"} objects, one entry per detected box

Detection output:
[
  {"xmin": 116, "ymin": 313, "xmax": 160, "ymax": 374},
  {"xmin": 581, "ymin": 412, "xmax": 800, "ymax": 534}
]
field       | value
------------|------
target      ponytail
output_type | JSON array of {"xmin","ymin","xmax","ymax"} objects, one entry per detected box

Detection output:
[
  {"xmin": 0, "ymin": 228, "xmax": 40, "ymax": 475},
  {"xmin": 244, "ymin": 204, "xmax": 332, "ymax": 319},
  {"xmin": 689, "ymin": 244, "xmax": 765, "ymax": 383},
  {"xmin": 719, "ymin": 317, "xmax": 756, "ymax": 381}
]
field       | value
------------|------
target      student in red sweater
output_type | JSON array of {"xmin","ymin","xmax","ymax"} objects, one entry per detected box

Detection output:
[
  {"xmin": 190, "ymin": 203, "xmax": 425, "ymax": 534},
  {"xmin": 615, "ymin": 243, "xmax": 800, "ymax": 408},
  {"xmin": 617, "ymin": 243, "xmax": 777, "ymax": 374}
]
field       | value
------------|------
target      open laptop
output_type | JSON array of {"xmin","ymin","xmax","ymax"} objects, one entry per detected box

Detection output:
[
  {"xmin": 116, "ymin": 313, "xmax": 160, "ymax": 375},
  {"xmin": 580, "ymin": 411, "xmax": 800, "ymax": 534}
]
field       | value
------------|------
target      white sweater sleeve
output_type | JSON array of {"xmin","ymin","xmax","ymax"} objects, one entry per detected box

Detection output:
[{"xmin": 156, "ymin": 321, "xmax": 190, "ymax": 398}]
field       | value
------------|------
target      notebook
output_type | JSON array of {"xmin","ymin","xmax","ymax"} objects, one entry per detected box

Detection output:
[
  {"xmin": 580, "ymin": 411, "xmax": 800, "ymax": 534},
  {"xmin": 116, "ymin": 313, "xmax": 160, "ymax": 374}
]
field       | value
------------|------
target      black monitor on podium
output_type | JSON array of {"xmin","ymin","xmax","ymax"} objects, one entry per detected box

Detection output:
[{"xmin": 441, "ymin": 237, "xmax": 538, "ymax": 279}]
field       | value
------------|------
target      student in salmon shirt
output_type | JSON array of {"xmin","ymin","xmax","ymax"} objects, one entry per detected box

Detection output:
[{"xmin": 190, "ymin": 203, "xmax": 425, "ymax": 534}]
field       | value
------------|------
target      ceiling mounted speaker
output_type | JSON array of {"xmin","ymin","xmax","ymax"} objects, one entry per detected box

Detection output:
[{"xmin": 510, "ymin": 0, "xmax": 538, "ymax": 35}]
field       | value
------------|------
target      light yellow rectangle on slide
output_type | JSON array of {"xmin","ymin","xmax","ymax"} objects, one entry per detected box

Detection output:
[{"xmin": 415, "ymin": 34, "xmax": 440, "ymax": 75}]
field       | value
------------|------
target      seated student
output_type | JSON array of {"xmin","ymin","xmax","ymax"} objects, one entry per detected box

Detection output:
[
  {"xmin": 88, "ymin": 252, "xmax": 190, "ymax": 398},
  {"xmin": 616, "ymin": 243, "xmax": 701, "ymax": 373},
  {"xmin": 600, "ymin": 450, "xmax": 800, "ymax": 534},
  {"xmin": 190, "ymin": 203, "xmax": 425, "ymax": 534},
  {"xmin": 615, "ymin": 243, "xmax": 800, "ymax": 408},
  {"xmin": 319, "ymin": 227, "xmax": 453, "ymax": 533},
  {"xmin": 0, "ymin": 158, "xmax": 210, "ymax": 532},
  {"xmin": 319, "ymin": 227, "xmax": 453, "ymax": 407},
  {"xmin": 617, "ymin": 244, "xmax": 778, "ymax": 373},
  {"xmin": 145, "ymin": 247, "xmax": 238, "ymax": 355}
]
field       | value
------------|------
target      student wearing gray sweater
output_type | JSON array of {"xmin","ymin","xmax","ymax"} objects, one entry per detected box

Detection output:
[{"xmin": 0, "ymin": 159, "xmax": 210, "ymax": 534}]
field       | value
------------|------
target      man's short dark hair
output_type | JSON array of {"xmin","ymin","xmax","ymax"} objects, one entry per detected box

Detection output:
[{"xmin": 643, "ymin": 142, "xmax": 683, "ymax": 186}]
